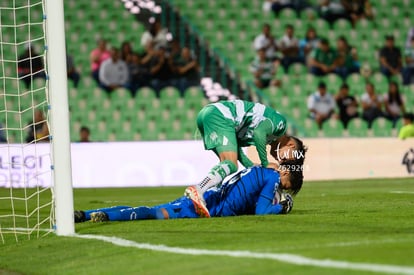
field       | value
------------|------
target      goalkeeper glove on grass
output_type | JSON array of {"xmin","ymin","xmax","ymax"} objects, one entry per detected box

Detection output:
[{"xmin": 280, "ymin": 193, "xmax": 293, "ymax": 214}]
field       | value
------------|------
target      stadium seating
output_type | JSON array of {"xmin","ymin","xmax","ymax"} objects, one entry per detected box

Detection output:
[
  {"xmin": 171, "ymin": 0, "xmax": 413, "ymax": 138},
  {"xmin": 371, "ymin": 117, "xmax": 394, "ymax": 137},
  {"xmin": 64, "ymin": 0, "xmax": 213, "ymax": 142},
  {"xmin": 347, "ymin": 118, "xmax": 369, "ymax": 137},
  {"xmin": 2, "ymin": 0, "xmax": 412, "ymax": 142},
  {"xmin": 303, "ymin": 118, "xmax": 322, "ymax": 137},
  {"xmin": 322, "ymin": 119, "xmax": 345, "ymax": 138}
]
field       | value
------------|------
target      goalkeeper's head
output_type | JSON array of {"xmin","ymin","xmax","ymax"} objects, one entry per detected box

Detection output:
[{"xmin": 278, "ymin": 159, "xmax": 304, "ymax": 196}]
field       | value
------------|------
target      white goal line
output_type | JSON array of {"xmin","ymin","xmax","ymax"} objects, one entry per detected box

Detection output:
[{"xmin": 73, "ymin": 233, "xmax": 414, "ymax": 275}]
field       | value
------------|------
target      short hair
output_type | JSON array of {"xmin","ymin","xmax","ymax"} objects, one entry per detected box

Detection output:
[
  {"xmin": 340, "ymin": 83, "xmax": 349, "ymax": 90},
  {"xmin": 403, "ymin": 113, "xmax": 414, "ymax": 122},
  {"xmin": 318, "ymin": 81, "xmax": 327, "ymax": 89},
  {"xmin": 97, "ymin": 38, "xmax": 106, "ymax": 45},
  {"xmin": 338, "ymin": 35, "xmax": 346, "ymax": 40},
  {"xmin": 290, "ymin": 136, "xmax": 307, "ymax": 165},
  {"xmin": 320, "ymin": 38, "xmax": 329, "ymax": 45},
  {"xmin": 285, "ymin": 24, "xmax": 293, "ymax": 29},
  {"xmin": 270, "ymin": 136, "xmax": 307, "ymax": 195},
  {"xmin": 289, "ymin": 168, "xmax": 304, "ymax": 195},
  {"xmin": 279, "ymin": 159, "xmax": 304, "ymax": 195},
  {"xmin": 385, "ymin": 35, "xmax": 394, "ymax": 41},
  {"xmin": 80, "ymin": 126, "xmax": 90, "ymax": 133},
  {"xmin": 270, "ymin": 135, "xmax": 307, "ymax": 165},
  {"xmin": 337, "ymin": 35, "xmax": 348, "ymax": 45}
]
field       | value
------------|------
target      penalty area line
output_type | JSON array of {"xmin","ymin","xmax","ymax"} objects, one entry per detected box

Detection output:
[{"xmin": 73, "ymin": 233, "xmax": 414, "ymax": 275}]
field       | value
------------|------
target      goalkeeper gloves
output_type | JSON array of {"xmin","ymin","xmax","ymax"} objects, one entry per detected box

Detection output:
[{"xmin": 280, "ymin": 193, "xmax": 293, "ymax": 214}]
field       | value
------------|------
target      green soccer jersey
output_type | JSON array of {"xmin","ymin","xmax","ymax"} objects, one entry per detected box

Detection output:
[
  {"xmin": 310, "ymin": 47, "xmax": 337, "ymax": 66},
  {"xmin": 209, "ymin": 100, "xmax": 287, "ymax": 167}
]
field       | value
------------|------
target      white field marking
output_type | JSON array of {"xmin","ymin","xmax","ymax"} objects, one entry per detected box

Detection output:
[
  {"xmin": 390, "ymin": 191, "xmax": 414, "ymax": 194},
  {"xmin": 73, "ymin": 234, "xmax": 414, "ymax": 275},
  {"xmin": 276, "ymin": 238, "xmax": 414, "ymax": 252},
  {"xmin": 8, "ymin": 227, "xmax": 408, "ymax": 251}
]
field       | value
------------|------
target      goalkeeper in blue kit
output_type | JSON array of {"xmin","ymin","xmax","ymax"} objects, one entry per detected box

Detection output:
[
  {"xmin": 184, "ymin": 99, "xmax": 302, "ymax": 218},
  {"xmin": 74, "ymin": 163, "xmax": 303, "ymax": 223}
]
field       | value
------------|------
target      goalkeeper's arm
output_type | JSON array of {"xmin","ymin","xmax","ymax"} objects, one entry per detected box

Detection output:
[
  {"xmin": 255, "ymin": 192, "xmax": 293, "ymax": 215},
  {"xmin": 254, "ymin": 176, "xmax": 293, "ymax": 215}
]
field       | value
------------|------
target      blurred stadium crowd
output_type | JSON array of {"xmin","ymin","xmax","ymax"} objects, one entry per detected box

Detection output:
[{"xmin": 2, "ymin": 0, "xmax": 414, "ymax": 141}]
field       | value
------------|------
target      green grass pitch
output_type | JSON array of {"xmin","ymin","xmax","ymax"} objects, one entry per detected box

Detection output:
[{"xmin": 1, "ymin": 178, "xmax": 414, "ymax": 274}]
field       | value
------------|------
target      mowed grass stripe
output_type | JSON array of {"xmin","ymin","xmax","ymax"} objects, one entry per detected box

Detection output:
[{"xmin": 0, "ymin": 178, "xmax": 413, "ymax": 274}]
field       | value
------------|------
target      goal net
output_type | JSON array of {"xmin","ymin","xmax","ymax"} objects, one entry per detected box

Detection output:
[{"xmin": 0, "ymin": 0, "xmax": 74, "ymax": 243}]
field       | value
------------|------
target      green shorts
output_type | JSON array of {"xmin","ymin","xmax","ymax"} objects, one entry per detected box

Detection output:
[{"xmin": 196, "ymin": 105, "xmax": 238, "ymax": 153}]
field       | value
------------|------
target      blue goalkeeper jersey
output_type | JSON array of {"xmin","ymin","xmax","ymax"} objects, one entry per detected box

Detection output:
[
  {"xmin": 82, "ymin": 166, "xmax": 284, "ymax": 222},
  {"xmin": 204, "ymin": 166, "xmax": 284, "ymax": 217}
]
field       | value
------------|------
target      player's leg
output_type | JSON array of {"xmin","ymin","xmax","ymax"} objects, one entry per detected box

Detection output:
[
  {"xmin": 197, "ymin": 150, "xmax": 238, "ymax": 192},
  {"xmin": 110, "ymin": 197, "xmax": 193, "ymax": 221},
  {"xmin": 103, "ymin": 197, "xmax": 199, "ymax": 221},
  {"xmin": 185, "ymin": 106, "xmax": 238, "ymax": 217},
  {"xmin": 79, "ymin": 197, "xmax": 200, "ymax": 222},
  {"xmin": 74, "ymin": 206, "xmax": 130, "ymax": 223},
  {"xmin": 107, "ymin": 197, "xmax": 199, "ymax": 221},
  {"xmin": 199, "ymin": 106, "xmax": 239, "ymax": 188},
  {"xmin": 81, "ymin": 206, "xmax": 163, "ymax": 222},
  {"xmin": 103, "ymin": 206, "xmax": 163, "ymax": 221},
  {"xmin": 154, "ymin": 197, "xmax": 199, "ymax": 219}
]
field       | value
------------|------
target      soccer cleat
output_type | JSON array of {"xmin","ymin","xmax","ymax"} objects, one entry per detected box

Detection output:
[
  {"xmin": 184, "ymin": 186, "xmax": 210, "ymax": 218},
  {"xmin": 74, "ymin": 210, "xmax": 86, "ymax": 223},
  {"xmin": 90, "ymin": 211, "xmax": 109, "ymax": 223}
]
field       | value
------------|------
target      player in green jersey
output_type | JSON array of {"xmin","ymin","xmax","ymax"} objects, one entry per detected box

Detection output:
[{"xmin": 185, "ymin": 99, "xmax": 305, "ymax": 218}]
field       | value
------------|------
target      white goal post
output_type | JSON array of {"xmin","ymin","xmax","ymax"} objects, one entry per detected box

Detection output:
[
  {"xmin": 0, "ymin": 0, "xmax": 74, "ymax": 242},
  {"xmin": 45, "ymin": 0, "xmax": 74, "ymax": 236}
]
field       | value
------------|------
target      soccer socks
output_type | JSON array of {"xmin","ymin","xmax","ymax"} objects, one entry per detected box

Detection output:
[
  {"xmin": 108, "ymin": 206, "xmax": 160, "ymax": 221},
  {"xmin": 80, "ymin": 206, "xmax": 168, "ymax": 222},
  {"xmin": 83, "ymin": 206, "xmax": 130, "ymax": 220},
  {"xmin": 197, "ymin": 160, "xmax": 237, "ymax": 194},
  {"xmin": 185, "ymin": 159, "xmax": 237, "ymax": 217}
]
